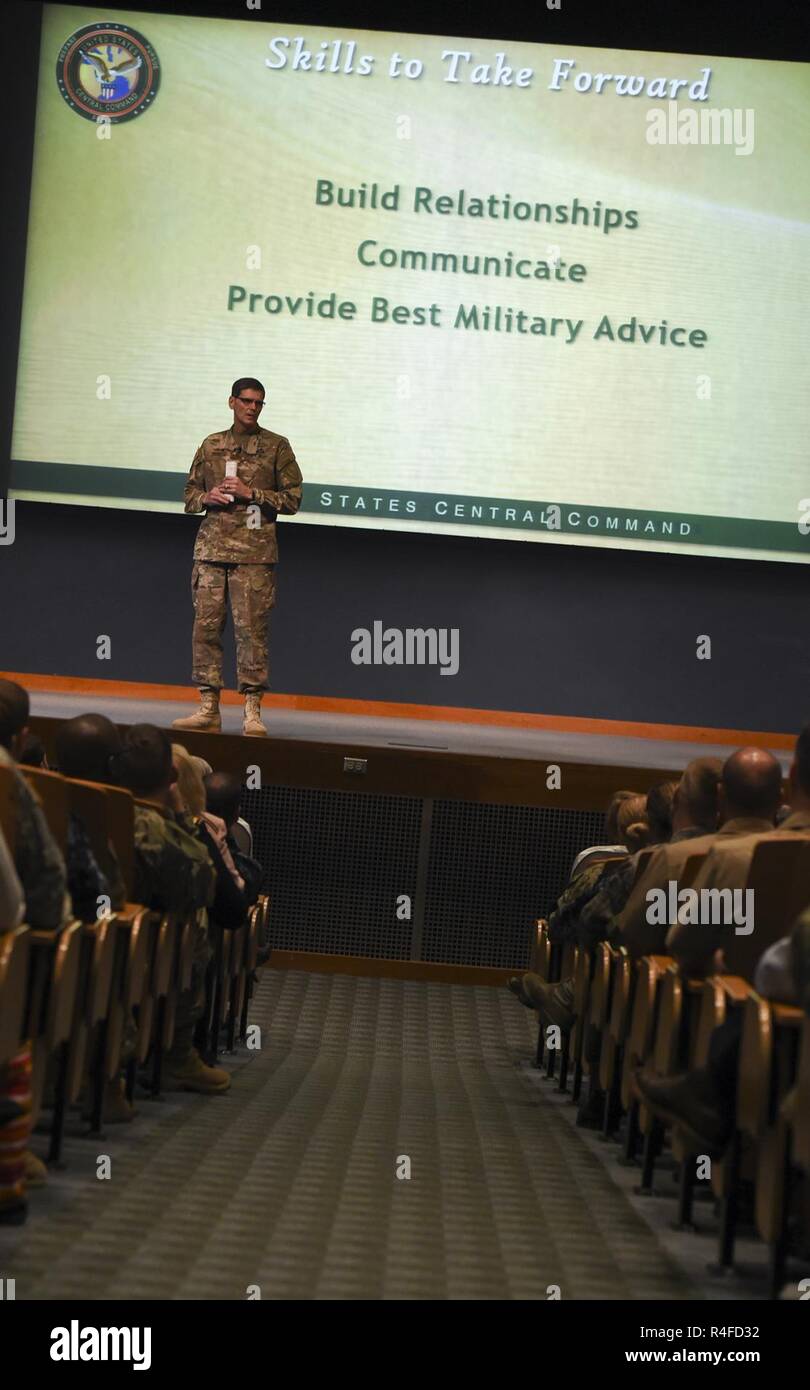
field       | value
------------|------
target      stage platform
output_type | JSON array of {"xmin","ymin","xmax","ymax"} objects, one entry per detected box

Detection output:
[
  {"xmin": 16, "ymin": 675, "xmax": 796, "ymax": 975},
  {"xmin": 20, "ymin": 681, "xmax": 794, "ymax": 773}
]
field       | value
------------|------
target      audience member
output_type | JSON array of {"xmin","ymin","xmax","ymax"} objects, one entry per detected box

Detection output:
[
  {"xmin": 0, "ymin": 679, "xmax": 70, "ymax": 1223},
  {"xmin": 568, "ymin": 788, "xmax": 639, "ymax": 880},
  {"xmin": 53, "ymin": 714, "xmax": 127, "ymax": 913},
  {"xmin": 172, "ymin": 744, "xmax": 250, "ymax": 927},
  {"xmin": 634, "ymin": 738, "xmax": 805, "ymax": 1152},
  {"xmin": 507, "ymin": 790, "xmax": 655, "ymax": 1027},
  {"xmin": 0, "ymin": 680, "xmax": 69, "ymax": 930},
  {"xmin": 204, "ymin": 770, "xmax": 264, "ymax": 906},
  {"xmin": 16, "ymin": 733, "xmax": 47, "ymax": 768},
  {"xmin": 113, "ymin": 725, "xmax": 224, "ymax": 1094},
  {"xmin": 0, "ymin": 825, "xmax": 24, "ymax": 932},
  {"xmin": 665, "ymin": 748, "xmax": 782, "ymax": 973}
]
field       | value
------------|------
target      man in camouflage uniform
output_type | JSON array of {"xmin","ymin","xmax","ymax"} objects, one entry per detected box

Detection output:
[
  {"xmin": 0, "ymin": 680, "xmax": 69, "ymax": 930},
  {"xmin": 114, "ymin": 724, "xmax": 224, "ymax": 1093},
  {"xmin": 173, "ymin": 377, "xmax": 303, "ymax": 738},
  {"xmin": 0, "ymin": 680, "xmax": 71, "ymax": 1220}
]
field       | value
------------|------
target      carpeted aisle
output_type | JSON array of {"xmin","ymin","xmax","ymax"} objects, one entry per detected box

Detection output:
[{"xmin": 1, "ymin": 970, "xmax": 703, "ymax": 1300}]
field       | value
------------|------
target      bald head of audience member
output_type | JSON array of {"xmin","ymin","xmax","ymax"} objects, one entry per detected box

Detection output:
[
  {"xmin": 788, "ymin": 722, "xmax": 810, "ymax": 813},
  {"xmin": 204, "ymin": 772, "xmax": 242, "ymax": 830},
  {"xmin": 719, "ymin": 747, "xmax": 782, "ymax": 824},
  {"xmin": 672, "ymin": 756, "xmax": 723, "ymax": 834},
  {"xmin": 55, "ymin": 713, "xmax": 123, "ymax": 785},
  {"xmin": 0, "ymin": 678, "xmax": 30, "ymax": 757}
]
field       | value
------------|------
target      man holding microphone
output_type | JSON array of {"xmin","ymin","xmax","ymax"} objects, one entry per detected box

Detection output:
[{"xmin": 173, "ymin": 377, "xmax": 303, "ymax": 738}]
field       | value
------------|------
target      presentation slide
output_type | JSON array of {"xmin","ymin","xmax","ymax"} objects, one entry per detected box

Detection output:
[{"xmin": 9, "ymin": 5, "xmax": 810, "ymax": 561}]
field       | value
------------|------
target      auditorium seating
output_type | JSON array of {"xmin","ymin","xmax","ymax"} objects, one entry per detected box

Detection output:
[
  {"xmin": 527, "ymin": 834, "xmax": 810, "ymax": 1297},
  {"xmin": 0, "ymin": 761, "xmax": 270, "ymax": 1171},
  {"xmin": 3, "ymin": 722, "xmax": 809, "ymax": 1300}
]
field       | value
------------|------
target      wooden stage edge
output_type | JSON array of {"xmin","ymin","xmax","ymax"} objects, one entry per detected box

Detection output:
[
  {"xmin": 2, "ymin": 670, "xmax": 794, "ymax": 750},
  {"xmin": 266, "ymin": 951, "xmax": 513, "ymax": 986}
]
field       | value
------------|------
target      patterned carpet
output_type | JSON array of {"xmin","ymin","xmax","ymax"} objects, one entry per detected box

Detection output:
[{"xmin": 1, "ymin": 970, "xmax": 712, "ymax": 1300}]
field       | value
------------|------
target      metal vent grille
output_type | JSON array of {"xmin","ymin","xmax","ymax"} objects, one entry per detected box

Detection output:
[
  {"xmin": 420, "ymin": 802, "xmax": 608, "ymax": 969},
  {"xmin": 240, "ymin": 784, "xmax": 606, "ymax": 969},
  {"xmin": 241, "ymin": 784, "xmax": 422, "ymax": 959}
]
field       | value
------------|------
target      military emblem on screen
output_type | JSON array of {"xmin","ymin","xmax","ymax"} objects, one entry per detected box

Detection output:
[{"xmin": 56, "ymin": 23, "xmax": 160, "ymax": 123}]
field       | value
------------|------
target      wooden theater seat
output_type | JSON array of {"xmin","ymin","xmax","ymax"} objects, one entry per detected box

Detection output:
[
  {"xmin": 25, "ymin": 919, "xmax": 84, "ymax": 1149},
  {"xmin": 0, "ymin": 764, "xmax": 15, "ymax": 857},
  {"xmin": 532, "ymin": 919, "xmax": 552, "ymax": 980},
  {"xmin": 738, "ymin": 994, "xmax": 804, "ymax": 1296},
  {"xmin": 0, "ymin": 926, "xmax": 30, "ymax": 1068},
  {"xmin": 621, "ymin": 953, "xmax": 673, "ymax": 1184},
  {"xmin": 724, "ymin": 838, "xmax": 810, "ymax": 980},
  {"xmin": 792, "ymin": 1016, "xmax": 810, "ymax": 1177},
  {"xmin": 20, "ymin": 766, "xmax": 69, "ymax": 851}
]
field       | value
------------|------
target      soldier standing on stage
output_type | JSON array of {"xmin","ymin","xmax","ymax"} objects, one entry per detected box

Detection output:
[{"xmin": 173, "ymin": 378, "xmax": 303, "ymax": 738}]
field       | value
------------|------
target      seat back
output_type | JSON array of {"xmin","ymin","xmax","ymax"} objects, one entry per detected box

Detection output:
[
  {"xmin": 652, "ymin": 967, "xmax": 684, "ymax": 1076},
  {"xmin": 64, "ymin": 777, "xmax": 125, "ymax": 900},
  {"xmin": 100, "ymin": 785, "xmax": 136, "ymax": 899},
  {"xmin": 621, "ymin": 954, "xmax": 671, "ymax": 1108},
  {"xmin": 0, "ymin": 926, "xmax": 30, "ymax": 1066},
  {"xmin": 632, "ymin": 847, "xmax": 656, "ymax": 886},
  {"xmin": 792, "ymin": 1016, "xmax": 810, "ymax": 1174},
  {"xmin": 727, "ymin": 839, "xmax": 810, "ymax": 979},
  {"xmin": 589, "ymin": 942, "xmax": 614, "ymax": 1030},
  {"xmin": 679, "ymin": 849, "xmax": 710, "ymax": 889},
  {"xmin": 0, "ymin": 764, "xmax": 16, "ymax": 857},
  {"xmin": 737, "ymin": 994, "xmax": 774, "ymax": 1138},
  {"xmin": 533, "ymin": 919, "xmax": 551, "ymax": 979},
  {"xmin": 21, "ymin": 766, "xmax": 70, "ymax": 850},
  {"xmin": 608, "ymin": 947, "xmax": 633, "ymax": 1045}
]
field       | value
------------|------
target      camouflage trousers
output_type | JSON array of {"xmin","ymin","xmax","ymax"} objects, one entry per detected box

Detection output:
[
  {"xmin": 191, "ymin": 561, "xmax": 276, "ymax": 694},
  {"xmin": 166, "ymin": 913, "xmax": 212, "ymax": 1065}
]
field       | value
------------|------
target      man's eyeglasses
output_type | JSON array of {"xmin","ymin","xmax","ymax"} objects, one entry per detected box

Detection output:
[{"xmin": 236, "ymin": 398, "xmax": 264, "ymax": 409}]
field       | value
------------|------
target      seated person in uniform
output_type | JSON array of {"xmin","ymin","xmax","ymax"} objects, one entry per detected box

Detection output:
[
  {"xmin": 112, "ymin": 725, "xmax": 226, "ymax": 1095},
  {"xmin": 204, "ymin": 770, "xmax": 264, "ymax": 906},
  {"xmin": 0, "ymin": 679, "xmax": 71, "ymax": 1223}
]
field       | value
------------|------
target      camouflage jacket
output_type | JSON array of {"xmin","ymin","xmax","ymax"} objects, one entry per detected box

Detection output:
[
  {"xmin": 547, "ymin": 857, "xmax": 627, "ymax": 948},
  {"xmin": 67, "ymin": 813, "xmax": 112, "ymax": 924},
  {"xmin": 0, "ymin": 746, "xmax": 70, "ymax": 931},
  {"xmin": 575, "ymin": 855, "xmax": 639, "ymax": 949},
  {"xmin": 184, "ymin": 426, "xmax": 303, "ymax": 564},
  {"xmin": 133, "ymin": 802, "xmax": 216, "ymax": 917}
]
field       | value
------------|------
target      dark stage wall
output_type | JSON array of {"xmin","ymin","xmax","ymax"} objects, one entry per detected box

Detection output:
[{"xmin": 2, "ymin": 497, "xmax": 808, "ymax": 735}]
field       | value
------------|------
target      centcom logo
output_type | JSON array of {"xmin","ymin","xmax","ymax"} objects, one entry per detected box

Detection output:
[{"xmin": 56, "ymin": 22, "xmax": 160, "ymax": 123}]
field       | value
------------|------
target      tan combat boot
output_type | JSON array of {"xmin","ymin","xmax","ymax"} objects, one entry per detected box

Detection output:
[
  {"xmin": 163, "ymin": 1048, "xmax": 230, "ymax": 1095},
  {"xmin": 171, "ymin": 688, "xmax": 221, "ymax": 733},
  {"xmin": 243, "ymin": 691, "xmax": 268, "ymax": 737}
]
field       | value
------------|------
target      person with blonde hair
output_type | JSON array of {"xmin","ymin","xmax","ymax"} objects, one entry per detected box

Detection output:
[
  {"xmin": 507, "ymin": 780, "xmax": 673, "ymax": 1030},
  {"xmin": 171, "ymin": 744, "xmax": 245, "ymax": 897},
  {"xmin": 568, "ymin": 788, "xmax": 640, "ymax": 880}
]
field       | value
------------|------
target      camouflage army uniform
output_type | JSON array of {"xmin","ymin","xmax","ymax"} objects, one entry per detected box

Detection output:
[
  {"xmin": 0, "ymin": 747, "xmax": 69, "ymax": 1213},
  {"xmin": 0, "ymin": 746, "xmax": 70, "ymax": 930},
  {"xmin": 547, "ymin": 859, "xmax": 619, "ymax": 947},
  {"xmin": 183, "ymin": 426, "xmax": 303, "ymax": 693},
  {"xmin": 133, "ymin": 802, "xmax": 216, "ymax": 1063}
]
